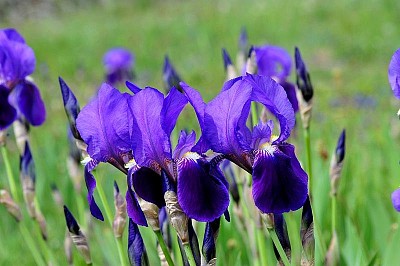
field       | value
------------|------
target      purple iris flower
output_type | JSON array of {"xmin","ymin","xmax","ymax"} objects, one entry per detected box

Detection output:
[
  {"xmin": 127, "ymin": 84, "xmax": 230, "ymax": 222},
  {"xmin": 389, "ymin": 48, "xmax": 400, "ymax": 99},
  {"xmin": 76, "ymin": 83, "xmax": 146, "ymax": 224},
  {"xmin": 0, "ymin": 28, "xmax": 46, "ymax": 129},
  {"xmin": 254, "ymin": 45, "xmax": 298, "ymax": 112},
  {"xmin": 204, "ymin": 74, "xmax": 308, "ymax": 214},
  {"xmin": 392, "ymin": 188, "xmax": 400, "ymax": 212},
  {"xmin": 103, "ymin": 48, "xmax": 134, "ymax": 86}
]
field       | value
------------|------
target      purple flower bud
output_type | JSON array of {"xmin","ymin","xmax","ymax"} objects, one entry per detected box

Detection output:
[
  {"xmin": 163, "ymin": 55, "xmax": 183, "ymax": 92},
  {"xmin": 59, "ymin": 77, "xmax": 82, "ymax": 140},
  {"xmin": 202, "ymin": 218, "xmax": 220, "ymax": 263},
  {"xmin": 103, "ymin": 48, "xmax": 134, "ymax": 86},
  {"xmin": 20, "ymin": 141, "xmax": 36, "ymax": 217},
  {"xmin": 335, "ymin": 129, "xmax": 346, "ymax": 164},
  {"xmin": 392, "ymin": 188, "xmax": 400, "ymax": 212},
  {"xmin": 238, "ymin": 27, "xmax": 248, "ymax": 54},
  {"xmin": 295, "ymin": 47, "xmax": 313, "ymax": 102},
  {"xmin": 64, "ymin": 205, "xmax": 80, "ymax": 235},
  {"xmin": 222, "ymin": 48, "xmax": 233, "ymax": 70}
]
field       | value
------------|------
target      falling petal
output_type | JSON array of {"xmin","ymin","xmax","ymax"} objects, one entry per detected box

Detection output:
[
  {"xmin": 84, "ymin": 164, "xmax": 104, "ymax": 221},
  {"xmin": 0, "ymin": 85, "xmax": 17, "ymax": 130},
  {"xmin": 128, "ymin": 218, "xmax": 149, "ymax": 266}
]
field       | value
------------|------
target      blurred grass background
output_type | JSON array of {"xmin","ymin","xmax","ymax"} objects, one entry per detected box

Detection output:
[{"xmin": 1, "ymin": 0, "xmax": 400, "ymax": 265}]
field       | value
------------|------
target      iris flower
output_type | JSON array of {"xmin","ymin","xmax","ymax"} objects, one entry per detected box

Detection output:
[
  {"xmin": 76, "ymin": 83, "xmax": 147, "ymax": 224},
  {"xmin": 127, "ymin": 84, "xmax": 229, "ymax": 222},
  {"xmin": 204, "ymin": 74, "xmax": 308, "ymax": 214},
  {"xmin": 254, "ymin": 45, "xmax": 298, "ymax": 112},
  {"xmin": 0, "ymin": 28, "xmax": 46, "ymax": 129},
  {"xmin": 103, "ymin": 48, "xmax": 134, "ymax": 86}
]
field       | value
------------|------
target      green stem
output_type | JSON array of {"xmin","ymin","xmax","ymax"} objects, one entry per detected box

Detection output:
[
  {"xmin": 183, "ymin": 243, "xmax": 196, "ymax": 266},
  {"xmin": 155, "ymin": 230, "xmax": 175, "ymax": 266},
  {"xmin": 331, "ymin": 195, "xmax": 337, "ymax": 235},
  {"xmin": 95, "ymin": 176, "xmax": 128, "ymax": 266},
  {"xmin": 251, "ymin": 102, "xmax": 258, "ymax": 127},
  {"xmin": 19, "ymin": 222, "xmax": 47, "ymax": 266},
  {"xmin": 256, "ymin": 228, "xmax": 268, "ymax": 266},
  {"xmin": 1, "ymin": 146, "xmax": 19, "ymax": 202},
  {"xmin": 268, "ymin": 229, "xmax": 290, "ymax": 266},
  {"xmin": 284, "ymin": 211, "xmax": 301, "ymax": 266}
]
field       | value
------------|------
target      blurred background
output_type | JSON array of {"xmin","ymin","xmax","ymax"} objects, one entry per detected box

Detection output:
[{"xmin": 1, "ymin": 0, "xmax": 400, "ymax": 265}]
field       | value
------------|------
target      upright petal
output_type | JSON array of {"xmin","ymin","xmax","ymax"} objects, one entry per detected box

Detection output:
[
  {"xmin": 280, "ymin": 81, "xmax": 299, "ymax": 113},
  {"xmin": 0, "ymin": 85, "xmax": 17, "ymax": 129},
  {"xmin": 204, "ymin": 78, "xmax": 252, "ymax": 157},
  {"xmin": 103, "ymin": 48, "xmax": 134, "ymax": 71},
  {"xmin": 76, "ymin": 83, "xmax": 131, "ymax": 166},
  {"xmin": 251, "ymin": 120, "xmax": 273, "ymax": 149},
  {"xmin": 245, "ymin": 74, "xmax": 295, "ymax": 142},
  {"xmin": 0, "ymin": 31, "xmax": 35, "ymax": 83},
  {"xmin": 163, "ymin": 56, "xmax": 183, "ymax": 92},
  {"xmin": 3, "ymin": 28, "xmax": 25, "ymax": 43},
  {"xmin": 180, "ymin": 82, "xmax": 210, "ymax": 153},
  {"xmin": 173, "ymin": 130, "xmax": 196, "ymax": 159},
  {"xmin": 161, "ymin": 87, "xmax": 188, "ymax": 137},
  {"xmin": 252, "ymin": 144, "xmax": 308, "ymax": 214},
  {"xmin": 125, "ymin": 81, "xmax": 142, "ymax": 94},
  {"xmin": 128, "ymin": 87, "xmax": 171, "ymax": 167},
  {"xmin": 254, "ymin": 45, "xmax": 292, "ymax": 81},
  {"xmin": 177, "ymin": 156, "xmax": 229, "ymax": 222},
  {"xmin": 389, "ymin": 49, "xmax": 400, "ymax": 99},
  {"xmin": 8, "ymin": 80, "xmax": 46, "ymax": 126}
]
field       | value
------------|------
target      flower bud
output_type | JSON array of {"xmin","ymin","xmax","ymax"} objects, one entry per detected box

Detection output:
[
  {"xmin": 0, "ymin": 189, "xmax": 22, "ymax": 221},
  {"xmin": 63, "ymin": 205, "xmax": 92, "ymax": 264},
  {"xmin": 330, "ymin": 130, "xmax": 346, "ymax": 196},
  {"xmin": 163, "ymin": 56, "xmax": 183, "ymax": 93},
  {"xmin": 13, "ymin": 118, "xmax": 29, "ymax": 154},
  {"xmin": 59, "ymin": 77, "xmax": 82, "ymax": 140},
  {"xmin": 113, "ymin": 181, "xmax": 127, "ymax": 238},
  {"xmin": 222, "ymin": 48, "xmax": 237, "ymax": 80},
  {"xmin": 138, "ymin": 197, "xmax": 160, "ymax": 232},
  {"xmin": 245, "ymin": 46, "xmax": 257, "ymax": 75},
  {"xmin": 164, "ymin": 190, "xmax": 189, "ymax": 244},
  {"xmin": 20, "ymin": 142, "xmax": 36, "ymax": 218}
]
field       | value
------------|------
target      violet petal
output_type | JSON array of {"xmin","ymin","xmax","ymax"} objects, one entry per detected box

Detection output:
[
  {"xmin": 8, "ymin": 80, "xmax": 46, "ymax": 126},
  {"xmin": 252, "ymin": 144, "xmax": 308, "ymax": 214},
  {"xmin": 0, "ymin": 85, "xmax": 17, "ymax": 129},
  {"xmin": 131, "ymin": 166, "xmax": 165, "ymax": 208},
  {"xmin": 126, "ymin": 169, "xmax": 148, "ymax": 226},
  {"xmin": 177, "ymin": 157, "xmax": 229, "ymax": 222},
  {"xmin": 391, "ymin": 188, "xmax": 400, "ymax": 212},
  {"xmin": 389, "ymin": 49, "xmax": 400, "ymax": 99},
  {"xmin": 254, "ymin": 45, "xmax": 292, "ymax": 81},
  {"xmin": 84, "ymin": 164, "xmax": 104, "ymax": 221},
  {"xmin": 173, "ymin": 130, "xmax": 196, "ymax": 159},
  {"xmin": 161, "ymin": 87, "xmax": 188, "ymax": 137}
]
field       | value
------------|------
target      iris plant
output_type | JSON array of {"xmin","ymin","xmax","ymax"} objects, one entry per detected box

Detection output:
[
  {"xmin": 0, "ymin": 28, "xmax": 46, "ymax": 130},
  {"xmin": 203, "ymin": 74, "xmax": 308, "ymax": 214}
]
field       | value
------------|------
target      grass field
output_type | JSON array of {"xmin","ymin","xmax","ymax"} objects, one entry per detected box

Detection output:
[{"xmin": 1, "ymin": 0, "xmax": 400, "ymax": 265}]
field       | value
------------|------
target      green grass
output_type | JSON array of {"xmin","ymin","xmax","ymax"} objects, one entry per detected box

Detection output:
[{"xmin": 1, "ymin": 0, "xmax": 400, "ymax": 265}]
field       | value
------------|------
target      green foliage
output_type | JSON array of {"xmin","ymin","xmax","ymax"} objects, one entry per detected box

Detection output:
[{"xmin": 1, "ymin": 0, "xmax": 400, "ymax": 264}]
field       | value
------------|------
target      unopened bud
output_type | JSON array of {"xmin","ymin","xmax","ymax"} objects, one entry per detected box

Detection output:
[
  {"xmin": 330, "ymin": 130, "xmax": 346, "ymax": 196},
  {"xmin": 59, "ymin": 77, "xmax": 82, "ymax": 140},
  {"xmin": 113, "ymin": 181, "xmax": 127, "ymax": 238},
  {"xmin": 35, "ymin": 211, "xmax": 48, "ymax": 241},
  {"xmin": 20, "ymin": 142, "xmax": 36, "ymax": 218},
  {"xmin": 0, "ymin": 130, "xmax": 6, "ymax": 146},
  {"xmin": 222, "ymin": 48, "xmax": 237, "ymax": 80},
  {"xmin": 63, "ymin": 206, "xmax": 92, "ymax": 264},
  {"xmin": 0, "ymin": 189, "xmax": 22, "ymax": 221},
  {"xmin": 163, "ymin": 56, "xmax": 183, "ymax": 93},
  {"xmin": 164, "ymin": 190, "xmax": 189, "ymax": 244},
  {"xmin": 245, "ymin": 47, "xmax": 257, "ymax": 74},
  {"xmin": 64, "ymin": 231, "xmax": 73, "ymax": 265}
]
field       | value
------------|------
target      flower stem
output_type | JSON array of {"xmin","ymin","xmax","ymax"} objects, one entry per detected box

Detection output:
[
  {"xmin": 256, "ymin": 228, "xmax": 268, "ymax": 266},
  {"xmin": 95, "ymin": 176, "xmax": 128, "ymax": 266},
  {"xmin": 19, "ymin": 222, "xmax": 47, "ymax": 266},
  {"xmin": 1, "ymin": 145, "xmax": 19, "ymax": 202},
  {"xmin": 268, "ymin": 228, "xmax": 290, "ymax": 266},
  {"xmin": 284, "ymin": 211, "xmax": 301, "ymax": 266},
  {"xmin": 183, "ymin": 243, "xmax": 196, "ymax": 266},
  {"xmin": 331, "ymin": 195, "xmax": 337, "ymax": 235},
  {"xmin": 155, "ymin": 230, "xmax": 175, "ymax": 266}
]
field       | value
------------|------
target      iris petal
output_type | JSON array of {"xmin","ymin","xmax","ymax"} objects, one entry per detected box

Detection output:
[
  {"xmin": 161, "ymin": 87, "xmax": 188, "ymax": 137},
  {"xmin": 245, "ymin": 74, "xmax": 295, "ymax": 142},
  {"xmin": 76, "ymin": 83, "xmax": 131, "ymax": 165},
  {"xmin": 254, "ymin": 45, "xmax": 292, "ymax": 81},
  {"xmin": 8, "ymin": 80, "xmax": 46, "ymax": 126},
  {"xmin": 173, "ymin": 130, "xmax": 196, "ymax": 159},
  {"xmin": 84, "ymin": 164, "xmax": 104, "ymax": 221},
  {"xmin": 0, "ymin": 85, "xmax": 17, "ymax": 129},
  {"xmin": 252, "ymin": 144, "xmax": 308, "ymax": 214},
  {"xmin": 391, "ymin": 188, "xmax": 400, "ymax": 212},
  {"xmin": 177, "ymin": 157, "xmax": 229, "ymax": 222},
  {"xmin": 280, "ymin": 81, "xmax": 299, "ymax": 113},
  {"xmin": 126, "ymin": 169, "xmax": 148, "ymax": 226},
  {"xmin": 388, "ymin": 48, "xmax": 400, "ymax": 99},
  {"xmin": 128, "ymin": 88, "xmax": 171, "ymax": 168},
  {"xmin": 131, "ymin": 166, "xmax": 165, "ymax": 208}
]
